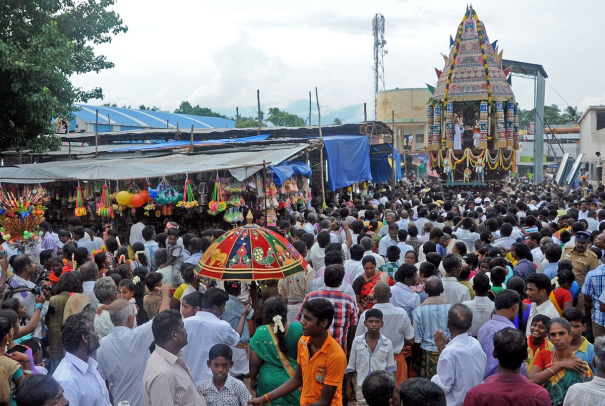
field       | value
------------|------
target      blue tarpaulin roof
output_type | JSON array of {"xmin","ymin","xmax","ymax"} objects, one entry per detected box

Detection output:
[
  {"xmin": 322, "ymin": 136, "xmax": 372, "ymax": 190},
  {"xmin": 370, "ymin": 143, "xmax": 402, "ymax": 182},
  {"xmin": 268, "ymin": 160, "xmax": 312, "ymax": 185},
  {"xmin": 107, "ymin": 134, "xmax": 271, "ymax": 152},
  {"xmin": 67, "ymin": 104, "xmax": 235, "ymax": 131}
]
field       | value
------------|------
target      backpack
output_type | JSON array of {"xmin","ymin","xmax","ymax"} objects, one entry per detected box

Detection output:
[{"xmin": 0, "ymin": 277, "xmax": 37, "ymax": 305}]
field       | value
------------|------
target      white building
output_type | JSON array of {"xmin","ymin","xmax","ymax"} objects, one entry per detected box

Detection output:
[{"xmin": 579, "ymin": 106, "xmax": 605, "ymax": 180}]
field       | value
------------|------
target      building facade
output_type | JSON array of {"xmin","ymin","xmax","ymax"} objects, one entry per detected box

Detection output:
[
  {"xmin": 579, "ymin": 106, "xmax": 605, "ymax": 181},
  {"xmin": 376, "ymin": 88, "xmax": 431, "ymax": 152}
]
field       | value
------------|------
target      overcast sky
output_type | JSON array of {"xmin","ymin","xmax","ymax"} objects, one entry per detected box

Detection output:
[{"xmin": 71, "ymin": 0, "xmax": 605, "ymax": 122}]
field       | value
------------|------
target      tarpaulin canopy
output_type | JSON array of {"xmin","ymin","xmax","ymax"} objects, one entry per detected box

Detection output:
[
  {"xmin": 0, "ymin": 144, "xmax": 309, "ymax": 183},
  {"xmin": 322, "ymin": 136, "xmax": 371, "ymax": 191},
  {"xmin": 107, "ymin": 134, "xmax": 271, "ymax": 152},
  {"xmin": 268, "ymin": 160, "xmax": 312, "ymax": 185},
  {"xmin": 370, "ymin": 145, "xmax": 402, "ymax": 182}
]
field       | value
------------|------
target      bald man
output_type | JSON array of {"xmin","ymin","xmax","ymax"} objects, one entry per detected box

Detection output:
[
  {"xmin": 412, "ymin": 276, "xmax": 450, "ymax": 379},
  {"xmin": 356, "ymin": 282, "xmax": 414, "ymax": 386}
]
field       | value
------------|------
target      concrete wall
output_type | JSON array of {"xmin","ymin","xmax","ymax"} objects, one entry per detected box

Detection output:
[
  {"xmin": 376, "ymin": 88, "xmax": 431, "ymax": 151},
  {"xmin": 579, "ymin": 107, "xmax": 605, "ymax": 180}
]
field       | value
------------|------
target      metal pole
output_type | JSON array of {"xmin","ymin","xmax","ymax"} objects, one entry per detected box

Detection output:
[
  {"xmin": 316, "ymin": 87, "xmax": 326, "ymax": 206},
  {"xmin": 534, "ymin": 70, "xmax": 546, "ymax": 183},
  {"xmin": 364, "ymin": 103, "xmax": 368, "ymax": 135},
  {"xmin": 189, "ymin": 125, "xmax": 194, "ymax": 153},
  {"xmin": 257, "ymin": 90, "xmax": 262, "ymax": 135},
  {"xmin": 392, "ymin": 110, "xmax": 396, "ymax": 188},
  {"xmin": 95, "ymin": 110, "xmax": 99, "ymax": 157},
  {"xmin": 167, "ymin": 120, "xmax": 169, "ymax": 129},
  {"xmin": 236, "ymin": 107, "xmax": 240, "ymax": 128},
  {"xmin": 309, "ymin": 91, "xmax": 312, "ymax": 126}
]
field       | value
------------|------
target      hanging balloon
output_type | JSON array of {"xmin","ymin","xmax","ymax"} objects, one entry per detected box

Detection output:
[
  {"xmin": 115, "ymin": 191, "xmax": 131, "ymax": 205},
  {"xmin": 130, "ymin": 193, "xmax": 145, "ymax": 207},
  {"xmin": 138, "ymin": 190, "xmax": 150, "ymax": 201}
]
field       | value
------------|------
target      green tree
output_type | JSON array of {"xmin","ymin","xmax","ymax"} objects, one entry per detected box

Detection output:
[
  {"xmin": 236, "ymin": 112, "xmax": 265, "ymax": 128},
  {"xmin": 332, "ymin": 118, "xmax": 343, "ymax": 125},
  {"xmin": 174, "ymin": 101, "xmax": 230, "ymax": 119},
  {"xmin": 0, "ymin": 0, "xmax": 128, "ymax": 152},
  {"xmin": 518, "ymin": 104, "xmax": 567, "ymax": 129},
  {"xmin": 561, "ymin": 106, "xmax": 582, "ymax": 123},
  {"xmin": 102, "ymin": 103, "xmax": 118, "ymax": 107},
  {"xmin": 139, "ymin": 105, "xmax": 160, "ymax": 111},
  {"xmin": 266, "ymin": 107, "xmax": 305, "ymax": 127}
]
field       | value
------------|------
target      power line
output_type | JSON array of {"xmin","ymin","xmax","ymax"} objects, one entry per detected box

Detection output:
[{"xmin": 546, "ymin": 80, "xmax": 572, "ymax": 109}]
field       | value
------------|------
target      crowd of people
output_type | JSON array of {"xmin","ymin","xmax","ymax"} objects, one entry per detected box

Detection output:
[{"xmin": 1, "ymin": 180, "xmax": 605, "ymax": 406}]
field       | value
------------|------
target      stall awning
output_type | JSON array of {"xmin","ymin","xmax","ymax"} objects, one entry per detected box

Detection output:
[
  {"xmin": 268, "ymin": 160, "xmax": 312, "ymax": 185},
  {"xmin": 322, "ymin": 136, "xmax": 372, "ymax": 191},
  {"xmin": 0, "ymin": 144, "xmax": 310, "ymax": 183}
]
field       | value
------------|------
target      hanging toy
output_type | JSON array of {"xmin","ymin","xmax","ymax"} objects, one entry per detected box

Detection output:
[
  {"xmin": 207, "ymin": 175, "xmax": 226, "ymax": 215},
  {"xmin": 176, "ymin": 178, "xmax": 199, "ymax": 209},
  {"xmin": 144, "ymin": 182, "xmax": 157, "ymax": 216},
  {"xmin": 97, "ymin": 184, "xmax": 113, "ymax": 218},
  {"xmin": 74, "ymin": 185, "xmax": 87, "ymax": 217}
]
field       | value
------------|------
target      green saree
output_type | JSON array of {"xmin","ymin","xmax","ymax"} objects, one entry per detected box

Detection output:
[{"xmin": 250, "ymin": 322, "xmax": 303, "ymax": 406}]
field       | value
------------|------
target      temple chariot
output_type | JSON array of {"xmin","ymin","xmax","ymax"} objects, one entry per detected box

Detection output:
[{"xmin": 427, "ymin": 6, "xmax": 519, "ymax": 186}]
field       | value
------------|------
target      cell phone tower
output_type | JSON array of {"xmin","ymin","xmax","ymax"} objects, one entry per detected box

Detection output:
[{"xmin": 373, "ymin": 13, "xmax": 386, "ymax": 120}]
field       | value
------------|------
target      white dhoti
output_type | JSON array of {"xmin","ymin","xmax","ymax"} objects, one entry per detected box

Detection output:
[
  {"xmin": 229, "ymin": 346, "xmax": 249, "ymax": 377},
  {"xmin": 287, "ymin": 303, "xmax": 303, "ymax": 323},
  {"xmin": 454, "ymin": 124, "xmax": 463, "ymax": 149}
]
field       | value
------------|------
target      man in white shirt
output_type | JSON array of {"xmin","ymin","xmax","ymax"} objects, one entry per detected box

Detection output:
[
  {"xmin": 526, "ymin": 232, "xmax": 543, "ymax": 264},
  {"xmin": 578, "ymin": 200, "xmax": 589, "ymax": 220},
  {"xmin": 344, "ymin": 245, "xmax": 365, "ymax": 282},
  {"xmin": 182, "ymin": 288, "xmax": 242, "ymax": 385},
  {"xmin": 431, "ymin": 304, "xmax": 487, "ymax": 406},
  {"xmin": 73, "ymin": 226, "xmax": 96, "ymax": 255},
  {"xmin": 378, "ymin": 224, "xmax": 399, "ymax": 257},
  {"xmin": 53, "ymin": 312, "xmax": 111, "ymax": 406},
  {"xmin": 360, "ymin": 237, "xmax": 385, "ymax": 267},
  {"xmin": 452, "ymin": 218, "xmax": 480, "ymax": 249},
  {"xmin": 98, "ymin": 288, "xmax": 171, "ymax": 406},
  {"xmin": 309, "ymin": 231, "xmax": 331, "ymax": 270},
  {"xmin": 377, "ymin": 212, "xmax": 398, "ymax": 238},
  {"xmin": 81, "ymin": 261, "xmax": 100, "ymax": 310},
  {"xmin": 441, "ymin": 254, "xmax": 471, "ymax": 305},
  {"xmin": 129, "ymin": 219, "xmax": 147, "ymax": 246},
  {"xmin": 142, "ymin": 226, "xmax": 159, "ymax": 270},
  {"xmin": 525, "ymin": 273, "xmax": 560, "ymax": 336},
  {"xmin": 390, "ymin": 263, "xmax": 420, "ymax": 322},
  {"xmin": 462, "ymin": 273, "xmax": 495, "ymax": 337},
  {"xmin": 303, "ymin": 212, "xmax": 318, "ymax": 236}
]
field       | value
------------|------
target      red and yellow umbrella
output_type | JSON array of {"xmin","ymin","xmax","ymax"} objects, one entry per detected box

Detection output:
[{"xmin": 195, "ymin": 224, "xmax": 307, "ymax": 281}]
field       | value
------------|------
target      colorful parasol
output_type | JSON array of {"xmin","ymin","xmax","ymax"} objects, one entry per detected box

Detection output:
[{"xmin": 195, "ymin": 223, "xmax": 308, "ymax": 281}]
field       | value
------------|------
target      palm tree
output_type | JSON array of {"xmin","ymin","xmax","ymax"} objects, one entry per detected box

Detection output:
[
  {"xmin": 562, "ymin": 106, "xmax": 582, "ymax": 123},
  {"xmin": 332, "ymin": 118, "xmax": 343, "ymax": 125}
]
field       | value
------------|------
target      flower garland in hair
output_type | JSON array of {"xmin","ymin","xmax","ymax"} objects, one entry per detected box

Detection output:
[
  {"xmin": 273, "ymin": 315, "xmax": 285, "ymax": 333},
  {"xmin": 134, "ymin": 250, "xmax": 145, "ymax": 259},
  {"xmin": 132, "ymin": 276, "xmax": 141, "ymax": 285},
  {"xmin": 118, "ymin": 254, "xmax": 126, "ymax": 264},
  {"xmin": 551, "ymin": 276, "xmax": 559, "ymax": 290}
]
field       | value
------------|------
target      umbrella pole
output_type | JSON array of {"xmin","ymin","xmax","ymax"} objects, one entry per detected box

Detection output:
[{"xmin": 263, "ymin": 160, "xmax": 268, "ymax": 225}]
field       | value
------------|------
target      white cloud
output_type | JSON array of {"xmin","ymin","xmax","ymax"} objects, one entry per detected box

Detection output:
[{"xmin": 69, "ymin": 0, "xmax": 605, "ymax": 120}]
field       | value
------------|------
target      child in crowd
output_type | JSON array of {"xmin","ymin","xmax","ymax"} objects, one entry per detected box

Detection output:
[
  {"xmin": 21, "ymin": 338, "xmax": 47, "ymax": 374},
  {"xmin": 222, "ymin": 281, "xmax": 253, "ymax": 379},
  {"xmin": 413, "ymin": 262, "xmax": 436, "ymax": 303},
  {"xmin": 181, "ymin": 291, "xmax": 203, "ymax": 319},
  {"xmin": 526, "ymin": 314, "xmax": 552, "ymax": 371},
  {"xmin": 563, "ymin": 307, "xmax": 596, "ymax": 374},
  {"xmin": 488, "ymin": 266, "xmax": 507, "ymax": 301},
  {"xmin": 345, "ymin": 308, "xmax": 396, "ymax": 405},
  {"xmin": 143, "ymin": 272, "xmax": 163, "ymax": 319},
  {"xmin": 459, "ymin": 264, "xmax": 475, "ymax": 300},
  {"xmin": 551, "ymin": 269, "xmax": 575, "ymax": 315},
  {"xmin": 118, "ymin": 278, "xmax": 138, "ymax": 324},
  {"xmin": 130, "ymin": 242, "xmax": 149, "ymax": 271},
  {"xmin": 198, "ymin": 344, "xmax": 252, "ymax": 406},
  {"xmin": 163, "ymin": 228, "xmax": 184, "ymax": 277}
]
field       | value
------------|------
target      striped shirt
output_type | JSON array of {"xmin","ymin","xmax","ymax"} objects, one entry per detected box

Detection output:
[
  {"xmin": 581, "ymin": 266, "xmax": 605, "ymax": 326},
  {"xmin": 513, "ymin": 259, "xmax": 536, "ymax": 279},
  {"xmin": 413, "ymin": 296, "xmax": 450, "ymax": 352},
  {"xmin": 298, "ymin": 287, "xmax": 358, "ymax": 353},
  {"xmin": 143, "ymin": 346, "xmax": 206, "ymax": 406},
  {"xmin": 563, "ymin": 376, "xmax": 605, "ymax": 406},
  {"xmin": 41, "ymin": 231, "xmax": 58, "ymax": 254}
]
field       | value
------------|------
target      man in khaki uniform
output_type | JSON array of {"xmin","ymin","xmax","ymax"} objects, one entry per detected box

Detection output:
[{"xmin": 562, "ymin": 231, "xmax": 599, "ymax": 309}]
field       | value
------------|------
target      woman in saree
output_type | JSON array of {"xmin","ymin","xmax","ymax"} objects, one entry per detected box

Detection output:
[
  {"xmin": 249, "ymin": 295, "xmax": 303, "ymax": 406},
  {"xmin": 352, "ymin": 255, "xmax": 395, "ymax": 312},
  {"xmin": 529, "ymin": 317, "xmax": 593, "ymax": 406}
]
